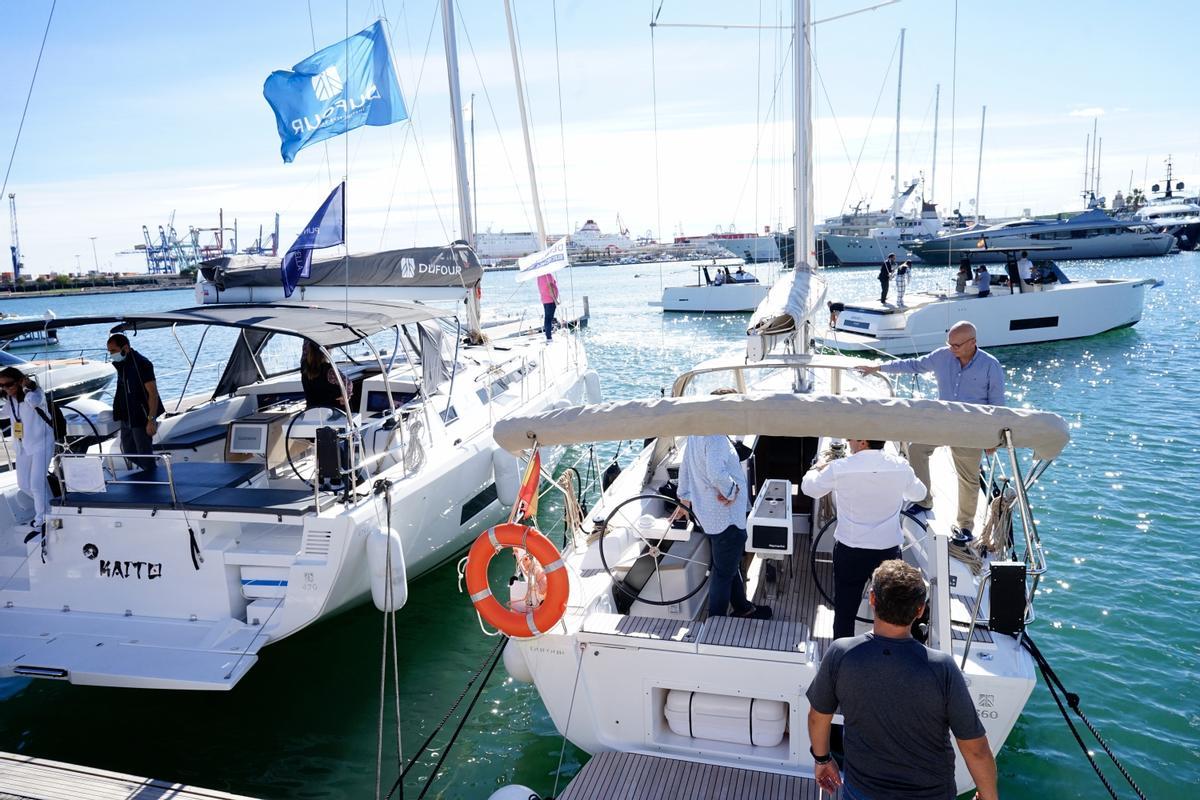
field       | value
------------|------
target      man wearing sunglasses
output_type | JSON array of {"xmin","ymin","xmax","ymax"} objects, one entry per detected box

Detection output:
[
  {"xmin": 856, "ymin": 321, "xmax": 1005, "ymax": 541},
  {"xmin": 106, "ymin": 333, "xmax": 161, "ymax": 471}
]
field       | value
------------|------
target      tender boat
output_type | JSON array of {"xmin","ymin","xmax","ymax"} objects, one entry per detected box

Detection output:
[
  {"xmin": 818, "ymin": 252, "xmax": 1160, "ymax": 355},
  {"xmin": 659, "ymin": 262, "xmax": 769, "ymax": 313},
  {"xmin": 0, "ymin": 291, "xmax": 597, "ymax": 690}
]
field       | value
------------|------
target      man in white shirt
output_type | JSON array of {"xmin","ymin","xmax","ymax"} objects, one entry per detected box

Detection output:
[
  {"xmin": 801, "ymin": 439, "xmax": 926, "ymax": 639},
  {"xmin": 1016, "ymin": 250, "xmax": 1034, "ymax": 292}
]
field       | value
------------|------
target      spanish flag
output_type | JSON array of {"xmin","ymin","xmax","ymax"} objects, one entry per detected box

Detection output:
[{"xmin": 512, "ymin": 450, "xmax": 542, "ymax": 523}]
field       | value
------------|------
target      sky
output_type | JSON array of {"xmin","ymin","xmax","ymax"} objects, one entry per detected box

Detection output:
[{"xmin": 1, "ymin": 0, "xmax": 1198, "ymax": 274}]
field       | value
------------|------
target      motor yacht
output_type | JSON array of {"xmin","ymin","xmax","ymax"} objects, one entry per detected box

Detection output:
[
  {"xmin": 658, "ymin": 261, "xmax": 769, "ymax": 313},
  {"xmin": 818, "ymin": 253, "xmax": 1160, "ymax": 355},
  {"xmin": 907, "ymin": 208, "xmax": 1173, "ymax": 264}
]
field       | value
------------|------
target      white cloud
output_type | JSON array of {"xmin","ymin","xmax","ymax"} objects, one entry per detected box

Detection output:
[{"xmin": 1069, "ymin": 107, "xmax": 1106, "ymax": 117}]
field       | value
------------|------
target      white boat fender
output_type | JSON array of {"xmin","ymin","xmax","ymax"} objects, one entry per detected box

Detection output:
[
  {"xmin": 501, "ymin": 638, "xmax": 534, "ymax": 684},
  {"xmin": 583, "ymin": 369, "xmax": 602, "ymax": 404},
  {"xmin": 493, "ymin": 448, "xmax": 521, "ymax": 507},
  {"xmin": 486, "ymin": 787, "xmax": 540, "ymax": 800},
  {"xmin": 366, "ymin": 526, "xmax": 408, "ymax": 612}
]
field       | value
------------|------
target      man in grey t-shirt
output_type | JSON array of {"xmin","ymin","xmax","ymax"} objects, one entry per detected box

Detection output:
[{"xmin": 806, "ymin": 560, "xmax": 998, "ymax": 799}]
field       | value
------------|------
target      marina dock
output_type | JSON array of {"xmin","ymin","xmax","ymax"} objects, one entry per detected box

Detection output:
[
  {"xmin": 558, "ymin": 751, "xmax": 835, "ymax": 799},
  {"xmin": 0, "ymin": 751, "xmax": 257, "ymax": 800}
]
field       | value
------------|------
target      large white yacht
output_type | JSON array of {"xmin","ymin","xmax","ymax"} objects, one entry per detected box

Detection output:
[
  {"xmin": 908, "ymin": 208, "xmax": 1173, "ymax": 264},
  {"xmin": 822, "ymin": 199, "xmax": 947, "ymax": 266},
  {"xmin": 673, "ymin": 227, "xmax": 782, "ymax": 263}
]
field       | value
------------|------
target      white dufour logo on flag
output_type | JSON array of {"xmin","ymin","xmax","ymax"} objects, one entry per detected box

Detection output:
[
  {"xmin": 311, "ymin": 66, "xmax": 343, "ymax": 101},
  {"xmin": 400, "ymin": 258, "xmax": 416, "ymax": 279}
]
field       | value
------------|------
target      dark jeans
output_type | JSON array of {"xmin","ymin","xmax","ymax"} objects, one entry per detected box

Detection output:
[
  {"xmin": 708, "ymin": 525, "xmax": 753, "ymax": 617},
  {"xmin": 542, "ymin": 302, "xmax": 557, "ymax": 340},
  {"xmin": 119, "ymin": 422, "xmax": 155, "ymax": 472},
  {"xmin": 832, "ymin": 541, "xmax": 901, "ymax": 639},
  {"xmin": 878, "ymin": 277, "xmax": 889, "ymax": 303}
]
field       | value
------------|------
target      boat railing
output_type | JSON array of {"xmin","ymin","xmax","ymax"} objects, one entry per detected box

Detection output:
[{"xmin": 52, "ymin": 452, "xmax": 180, "ymax": 507}]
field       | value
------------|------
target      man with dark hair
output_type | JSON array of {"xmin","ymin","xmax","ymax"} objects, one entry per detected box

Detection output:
[
  {"xmin": 801, "ymin": 438, "xmax": 925, "ymax": 639},
  {"xmin": 106, "ymin": 333, "xmax": 161, "ymax": 471},
  {"xmin": 878, "ymin": 253, "xmax": 897, "ymax": 304},
  {"xmin": 807, "ymin": 560, "xmax": 998, "ymax": 800}
]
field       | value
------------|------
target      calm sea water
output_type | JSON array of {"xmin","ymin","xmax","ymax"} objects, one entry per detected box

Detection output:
[{"xmin": 0, "ymin": 255, "xmax": 1196, "ymax": 799}]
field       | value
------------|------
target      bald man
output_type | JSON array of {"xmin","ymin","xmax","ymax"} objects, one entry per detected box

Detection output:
[{"xmin": 857, "ymin": 322, "xmax": 1005, "ymax": 538}]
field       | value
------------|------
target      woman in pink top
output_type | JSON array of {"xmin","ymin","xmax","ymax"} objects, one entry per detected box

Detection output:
[{"xmin": 537, "ymin": 272, "xmax": 559, "ymax": 341}]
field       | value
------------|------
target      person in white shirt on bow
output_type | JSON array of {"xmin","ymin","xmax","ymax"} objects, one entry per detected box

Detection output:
[{"xmin": 801, "ymin": 438, "xmax": 925, "ymax": 639}]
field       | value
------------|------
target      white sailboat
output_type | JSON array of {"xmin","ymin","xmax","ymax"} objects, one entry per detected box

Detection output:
[
  {"xmin": 0, "ymin": 3, "xmax": 598, "ymax": 691},
  {"xmin": 480, "ymin": 3, "xmax": 1069, "ymax": 797}
]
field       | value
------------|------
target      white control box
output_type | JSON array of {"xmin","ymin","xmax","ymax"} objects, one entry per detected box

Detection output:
[{"xmin": 746, "ymin": 478, "xmax": 793, "ymax": 557}]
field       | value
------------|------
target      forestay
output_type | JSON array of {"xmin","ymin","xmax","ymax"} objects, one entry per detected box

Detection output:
[{"xmin": 493, "ymin": 392, "xmax": 1070, "ymax": 461}]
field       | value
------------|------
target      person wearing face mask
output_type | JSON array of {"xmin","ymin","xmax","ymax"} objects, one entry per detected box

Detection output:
[
  {"xmin": 0, "ymin": 366, "xmax": 56, "ymax": 534},
  {"xmin": 106, "ymin": 333, "xmax": 161, "ymax": 471}
]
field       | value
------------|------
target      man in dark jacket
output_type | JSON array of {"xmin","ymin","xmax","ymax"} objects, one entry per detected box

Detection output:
[
  {"xmin": 807, "ymin": 560, "xmax": 998, "ymax": 799},
  {"xmin": 106, "ymin": 333, "xmax": 161, "ymax": 471},
  {"xmin": 878, "ymin": 253, "xmax": 897, "ymax": 303}
]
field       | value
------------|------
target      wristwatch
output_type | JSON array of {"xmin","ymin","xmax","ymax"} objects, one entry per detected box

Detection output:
[{"xmin": 809, "ymin": 746, "xmax": 832, "ymax": 765}]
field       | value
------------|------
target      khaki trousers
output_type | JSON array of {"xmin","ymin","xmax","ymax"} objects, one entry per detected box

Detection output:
[{"xmin": 907, "ymin": 443, "xmax": 983, "ymax": 530}]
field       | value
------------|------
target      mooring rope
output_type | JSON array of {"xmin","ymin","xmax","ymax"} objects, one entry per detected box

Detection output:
[{"xmin": 1023, "ymin": 634, "xmax": 1149, "ymax": 800}]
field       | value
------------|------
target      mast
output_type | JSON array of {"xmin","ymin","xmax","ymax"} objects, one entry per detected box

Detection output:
[
  {"xmin": 1081, "ymin": 134, "xmax": 1090, "ymax": 205},
  {"xmin": 894, "ymin": 28, "xmax": 905, "ymax": 203},
  {"xmin": 930, "ymin": 83, "xmax": 939, "ymax": 203},
  {"xmin": 794, "ymin": 0, "xmax": 813, "ymax": 273},
  {"xmin": 1094, "ymin": 137, "xmax": 1102, "ymax": 201},
  {"xmin": 441, "ymin": 0, "xmax": 474, "ymax": 247},
  {"xmin": 503, "ymin": 0, "xmax": 549, "ymax": 248},
  {"xmin": 1090, "ymin": 117, "xmax": 1098, "ymax": 202},
  {"xmin": 974, "ymin": 105, "xmax": 986, "ymax": 223}
]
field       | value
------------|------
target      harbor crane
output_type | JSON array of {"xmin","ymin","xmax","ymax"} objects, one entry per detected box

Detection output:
[{"xmin": 7, "ymin": 193, "xmax": 21, "ymax": 281}]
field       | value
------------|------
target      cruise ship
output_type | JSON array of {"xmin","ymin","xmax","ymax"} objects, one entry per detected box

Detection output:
[{"xmin": 475, "ymin": 219, "xmax": 634, "ymax": 265}]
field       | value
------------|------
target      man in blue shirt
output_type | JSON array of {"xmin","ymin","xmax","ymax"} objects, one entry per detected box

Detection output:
[
  {"xmin": 677, "ymin": 399, "xmax": 771, "ymax": 619},
  {"xmin": 857, "ymin": 322, "xmax": 1005, "ymax": 538}
]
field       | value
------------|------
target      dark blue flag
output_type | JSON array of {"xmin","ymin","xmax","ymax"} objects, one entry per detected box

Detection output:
[
  {"xmin": 263, "ymin": 20, "xmax": 408, "ymax": 163},
  {"xmin": 282, "ymin": 182, "xmax": 345, "ymax": 297}
]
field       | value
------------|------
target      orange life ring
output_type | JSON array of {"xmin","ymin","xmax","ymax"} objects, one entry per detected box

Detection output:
[{"xmin": 466, "ymin": 523, "xmax": 568, "ymax": 637}]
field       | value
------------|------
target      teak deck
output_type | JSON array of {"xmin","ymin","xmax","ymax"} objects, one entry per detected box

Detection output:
[
  {"xmin": 558, "ymin": 751, "xmax": 839, "ymax": 800},
  {"xmin": 0, "ymin": 751, "xmax": 257, "ymax": 800}
]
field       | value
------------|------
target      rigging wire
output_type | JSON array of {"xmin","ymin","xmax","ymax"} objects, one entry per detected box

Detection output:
[
  {"xmin": 836, "ymin": 33, "xmax": 900, "ymax": 214},
  {"xmin": 729, "ymin": 35, "xmax": 795, "ymax": 226},
  {"xmin": 454, "ymin": 0, "xmax": 536, "ymax": 233},
  {"xmin": 1, "ymin": 0, "xmax": 56, "ymax": 202},
  {"xmin": 378, "ymin": 6, "xmax": 444, "ymax": 248},
  {"xmin": 650, "ymin": 0, "xmax": 666, "ymax": 295},
  {"xmin": 551, "ymin": 0, "xmax": 579, "ymax": 323},
  {"xmin": 307, "ymin": 0, "xmax": 336, "ymax": 187}
]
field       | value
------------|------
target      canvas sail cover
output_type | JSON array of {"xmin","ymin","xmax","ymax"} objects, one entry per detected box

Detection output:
[
  {"xmin": 494, "ymin": 392, "xmax": 1071, "ymax": 462},
  {"xmin": 200, "ymin": 243, "xmax": 482, "ymax": 291}
]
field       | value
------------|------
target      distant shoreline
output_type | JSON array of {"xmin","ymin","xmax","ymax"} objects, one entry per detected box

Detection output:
[{"xmin": 0, "ymin": 283, "xmax": 193, "ymax": 301}]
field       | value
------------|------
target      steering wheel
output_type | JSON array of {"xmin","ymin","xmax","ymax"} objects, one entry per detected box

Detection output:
[
  {"xmin": 599, "ymin": 493, "xmax": 713, "ymax": 607},
  {"xmin": 809, "ymin": 509, "xmax": 929, "ymax": 625},
  {"xmin": 285, "ymin": 406, "xmax": 350, "ymax": 482},
  {"xmin": 56, "ymin": 402, "xmax": 106, "ymax": 454}
]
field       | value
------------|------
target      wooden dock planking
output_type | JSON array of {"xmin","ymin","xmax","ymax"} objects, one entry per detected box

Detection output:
[
  {"xmin": 0, "ymin": 751, "xmax": 258, "ymax": 800},
  {"xmin": 558, "ymin": 751, "xmax": 838, "ymax": 800}
]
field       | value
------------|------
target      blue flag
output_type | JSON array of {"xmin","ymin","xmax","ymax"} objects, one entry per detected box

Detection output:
[
  {"xmin": 264, "ymin": 21, "xmax": 408, "ymax": 163},
  {"xmin": 282, "ymin": 182, "xmax": 345, "ymax": 297}
]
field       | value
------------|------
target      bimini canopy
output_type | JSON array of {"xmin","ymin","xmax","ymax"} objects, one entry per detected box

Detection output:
[
  {"xmin": 494, "ymin": 392, "xmax": 1070, "ymax": 462},
  {"xmin": 0, "ymin": 300, "xmax": 449, "ymax": 349},
  {"xmin": 199, "ymin": 243, "xmax": 483, "ymax": 291}
]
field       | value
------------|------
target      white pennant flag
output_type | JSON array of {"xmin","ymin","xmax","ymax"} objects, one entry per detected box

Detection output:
[{"xmin": 515, "ymin": 236, "xmax": 570, "ymax": 283}]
